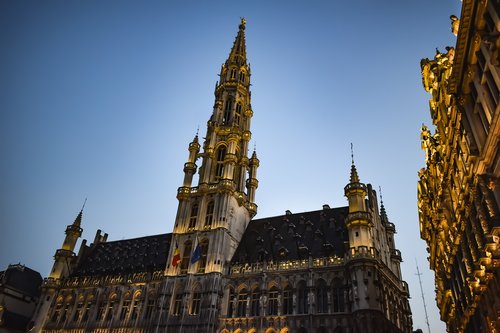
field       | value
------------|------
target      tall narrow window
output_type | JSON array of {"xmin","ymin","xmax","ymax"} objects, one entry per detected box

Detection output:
[
  {"xmin": 227, "ymin": 288, "xmax": 235, "ymax": 318},
  {"xmin": 73, "ymin": 300, "xmax": 83, "ymax": 321},
  {"xmin": 180, "ymin": 240, "xmax": 192, "ymax": 274},
  {"xmin": 130, "ymin": 294, "xmax": 141, "ymax": 321},
  {"xmin": 96, "ymin": 300, "xmax": 105, "ymax": 321},
  {"xmin": 234, "ymin": 103, "xmax": 242, "ymax": 125},
  {"xmin": 230, "ymin": 69, "xmax": 236, "ymax": 80},
  {"xmin": 283, "ymin": 285, "xmax": 293, "ymax": 315},
  {"xmin": 297, "ymin": 281, "xmax": 308, "ymax": 314},
  {"xmin": 120, "ymin": 300, "xmax": 131, "ymax": 321},
  {"xmin": 190, "ymin": 291, "xmax": 201, "ymax": 315},
  {"xmin": 239, "ymin": 71, "xmax": 245, "ymax": 82},
  {"xmin": 223, "ymin": 99, "xmax": 233, "ymax": 124},
  {"xmin": 188, "ymin": 203, "xmax": 198, "ymax": 230},
  {"xmin": 316, "ymin": 279, "xmax": 328, "ymax": 313},
  {"xmin": 204, "ymin": 201, "xmax": 214, "ymax": 229},
  {"xmin": 237, "ymin": 289, "xmax": 248, "ymax": 317},
  {"xmin": 82, "ymin": 300, "xmax": 91, "ymax": 322},
  {"xmin": 144, "ymin": 298, "xmax": 155, "ymax": 320},
  {"xmin": 173, "ymin": 293, "xmax": 183, "ymax": 316},
  {"xmin": 250, "ymin": 288, "xmax": 260, "ymax": 316},
  {"xmin": 215, "ymin": 146, "xmax": 226, "ymax": 181},
  {"xmin": 197, "ymin": 239, "xmax": 209, "ymax": 273},
  {"xmin": 51, "ymin": 300, "xmax": 63, "ymax": 322},
  {"xmin": 106, "ymin": 300, "xmax": 115, "ymax": 321},
  {"xmin": 332, "ymin": 281, "xmax": 345, "ymax": 312},
  {"xmin": 268, "ymin": 287, "xmax": 279, "ymax": 315}
]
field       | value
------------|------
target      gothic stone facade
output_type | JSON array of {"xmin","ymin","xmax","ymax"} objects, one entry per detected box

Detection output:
[
  {"xmin": 32, "ymin": 20, "xmax": 412, "ymax": 333},
  {"xmin": 418, "ymin": 0, "xmax": 500, "ymax": 332}
]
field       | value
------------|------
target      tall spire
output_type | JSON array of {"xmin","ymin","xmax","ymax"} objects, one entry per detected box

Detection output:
[
  {"xmin": 350, "ymin": 143, "xmax": 360, "ymax": 183},
  {"xmin": 379, "ymin": 186, "xmax": 389, "ymax": 223},
  {"xmin": 227, "ymin": 17, "xmax": 247, "ymax": 67}
]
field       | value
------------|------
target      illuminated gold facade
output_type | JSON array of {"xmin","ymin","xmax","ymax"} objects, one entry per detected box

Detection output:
[
  {"xmin": 31, "ymin": 20, "xmax": 413, "ymax": 333},
  {"xmin": 418, "ymin": 0, "xmax": 500, "ymax": 332}
]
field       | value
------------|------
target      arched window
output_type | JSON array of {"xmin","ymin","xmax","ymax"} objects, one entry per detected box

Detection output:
[
  {"xmin": 204, "ymin": 201, "xmax": 214, "ymax": 229},
  {"xmin": 316, "ymin": 279, "xmax": 328, "ymax": 313},
  {"xmin": 180, "ymin": 240, "xmax": 192, "ymax": 274},
  {"xmin": 105, "ymin": 295, "xmax": 117, "ymax": 321},
  {"xmin": 188, "ymin": 203, "xmax": 198, "ymax": 230},
  {"xmin": 172, "ymin": 292, "xmax": 183, "ymax": 316},
  {"xmin": 51, "ymin": 297, "xmax": 63, "ymax": 322},
  {"xmin": 227, "ymin": 288, "xmax": 235, "ymax": 318},
  {"xmin": 130, "ymin": 292, "xmax": 141, "ymax": 321},
  {"xmin": 268, "ymin": 286, "xmax": 279, "ymax": 315},
  {"xmin": 237, "ymin": 288, "xmax": 248, "ymax": 317},
  {"xmin": 297, "ymin": 281, "xmax": 308, "ymax": 314},
  {"xmin": 230, "ymin": 68, "xmax": 236, "ymax": 80},
  {"xmin": 190, "ymin": 287, "xmax": 201, "ymax": 315},
  {"xmin": 120, "ymin": 293, "xmax": 131, "ymax": 321},
  {"xmin": 234, "ymin": 102, "xmax": 242, "ymax": 125},
  {"xmin": 73, "ymin": 297, "xmax": 84, "ymax": 322},
  {"xmin": 223, "ymin": 99, "xmax": 233, "ymax": 124},
  {"xmin": 282, "ymin": 285, "xmax": 293, "ymax": 315},
  {"xmin": 215, "ymin": 146, "xmax": 226, "ymax": 180},
  {"xmin": 250, "ymin": 287, "xmax": 260, "ymax": 316},
  {"xmin": 332, "ymin": 280, "xmax": 345, "ymax": 312},
  {"xmin": 197, "ymin": 239, "xmax": 209, "ymax": 273},
  {"xmin": 81, "ymin": 295, "xmax": 93, "ymax": 322},
  {"xmin": 239, "ymin": 71, "xmax": 245, "ymax": 82},
  {"xmin": 144, "ymin": 293, "xmax": 156, "ymax": 320}
]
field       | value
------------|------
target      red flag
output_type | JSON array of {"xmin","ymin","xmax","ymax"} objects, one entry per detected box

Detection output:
[{"xmin": 172, "ymin": 243, "xmax": 181, "ymax": 267}]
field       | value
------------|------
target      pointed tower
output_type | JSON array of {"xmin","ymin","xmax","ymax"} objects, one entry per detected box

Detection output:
[
  {"xmin": 49, "ymin": 209, "xmax": 83, "ymax": 279},
  {"xmin": 167, "ymin": 17, "xmax": 257, "ymax": 276},
  {"xmin": 32, "ymin": 209, "xmax": 83, "ymax": 332},
  {"xmin": 344, "ymin": 158, "xmax": 373, "ymax": 252},
  {"xmin": 161, "ymin": 19, "xmax": 258, "ymax": 331}
]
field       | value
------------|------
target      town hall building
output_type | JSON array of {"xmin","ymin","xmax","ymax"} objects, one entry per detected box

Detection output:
[{"xmin": 30, "ymin": 19, "xmax": 413, "ymax": 333}]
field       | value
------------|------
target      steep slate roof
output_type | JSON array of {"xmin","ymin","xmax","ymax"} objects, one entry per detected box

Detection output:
[
  {"xmin": 231, "ymin": 206, "xmax": 349, "ymax": 264},
  {"xmin": 72, "ymin": 233, "xmax": 171, "ymax": 277}
]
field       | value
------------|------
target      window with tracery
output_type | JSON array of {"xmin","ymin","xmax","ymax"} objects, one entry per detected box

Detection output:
[
  {"xmin": 250, "ymin": 288, "xmax": 260, "ymax": 316},
  {"xmin": 235, "ymin": 102, "xmax": 242, "ymax": 125},
  {"xmin": 223, "ymin": 99, "xmax": 233, "ymax": 124},
  {"xmin": 237, "ymin": 289, "xmax": 248, "ymax": 317},
  {"xmin": 173, "ymin": 293, "xmax": 183, "ymax": 316},
  {"xmin": 190, "ymin": 291, "xmax": 201, "ymax": 315},
  {"xmin": 316, "ymin": 279, "xmax": 328, "ymax": 313},
  {"xmin": 297, "ymin": 281, "xmax": 308, "ymax": 314},
  {"xmin": 268, "ymin": 287, "xmax": 279, "ymax": 315},
  {"xmin": 283, "ymin": 285, "xmax": 293, "ymax": 315}
]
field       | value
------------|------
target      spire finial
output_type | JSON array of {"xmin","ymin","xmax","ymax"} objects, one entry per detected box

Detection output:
[
  {"xmin": 379, "ymin": 186, "xmax": 383, "ymax": 204},
  {"xmin": 81, "ymin": 198, "xmax": 87, "ymax": 212},
  {"xmin": 351, "ymin": 142, "xmax": 354, "ymax": 165},
  {"xmin": 240, "ymin": 17, "xmax": 246, "ymax": 29}
]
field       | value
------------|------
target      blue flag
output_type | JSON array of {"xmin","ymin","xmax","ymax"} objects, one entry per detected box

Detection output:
[{"xmin": 191, "ymin": 241, "xmax": 201, "ymax": 264}]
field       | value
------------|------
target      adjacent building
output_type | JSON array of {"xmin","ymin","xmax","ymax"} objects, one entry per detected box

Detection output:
[
  {"xmin": 32, "ymin": 19, "xmax": 413, "ymax": 333},
  {"xmin": 0, "ymin": 264, "xmax": 42, "ymax": 332},
  {"xmin": 418, "ymin": 0, "xmax": 499, "ymax": 331}
]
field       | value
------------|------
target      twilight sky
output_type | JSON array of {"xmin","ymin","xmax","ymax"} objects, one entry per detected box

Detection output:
[{"xmin": 1, "ymin": 1, "xmax": 462, "ymax": 331}]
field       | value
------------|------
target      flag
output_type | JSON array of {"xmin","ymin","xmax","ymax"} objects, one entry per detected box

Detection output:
[
  {"xmin": 172, "ymin": 243, "xmax": 181, "ymax": 267},
  {"xmin": 191, "ymin": 238, "xmax": 201, "ymax": 264}
]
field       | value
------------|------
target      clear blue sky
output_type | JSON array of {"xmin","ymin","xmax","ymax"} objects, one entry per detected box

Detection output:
[{"xmin": 1, "ymin": 1, "xmax": 461, "ymax": 331}]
